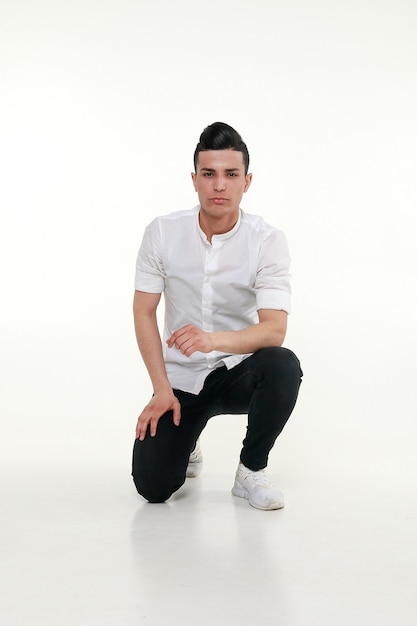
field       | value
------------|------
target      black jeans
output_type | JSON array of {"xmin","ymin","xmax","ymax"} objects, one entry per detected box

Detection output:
[{"xmin": 132, "ymin": 347, "xmax": 303, "ymax": 503}]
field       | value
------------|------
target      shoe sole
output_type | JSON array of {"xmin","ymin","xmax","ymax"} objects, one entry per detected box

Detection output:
[{"xmin": 231, "ymin": 482, "xmax": 284, "ymax": 511}]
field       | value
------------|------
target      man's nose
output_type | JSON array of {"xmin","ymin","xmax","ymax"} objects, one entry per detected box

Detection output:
[{"xmin": 214, "ymin": 176, "xmax": 226, "ymax": 191}]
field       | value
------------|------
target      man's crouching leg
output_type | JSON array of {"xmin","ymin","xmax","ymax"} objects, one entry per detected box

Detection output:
[
  {"xmin": 132, "ymin": 434, "xmax": 187, "ymax": 503},
  {"xmin": 131, "ymin": 404, "xmax": 201, "ymax": 503}
]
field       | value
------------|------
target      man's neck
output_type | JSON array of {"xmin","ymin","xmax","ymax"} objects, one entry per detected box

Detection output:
[{"xmin": 198, "ymin": 209, "xmax": 239, "ymax": 244}]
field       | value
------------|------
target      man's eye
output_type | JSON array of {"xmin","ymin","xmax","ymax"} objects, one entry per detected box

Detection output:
[
  {"xmin": 228, "ymin": 172, "xmax": 238, "ymax": 177},
  {"xmin": 203, "ymin": 172, "xmax": 213, "ymax": 177}
]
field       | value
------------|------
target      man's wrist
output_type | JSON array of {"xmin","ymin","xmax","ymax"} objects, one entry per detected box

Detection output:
[{"xmin": 152, "ymin": 382, "xmax": 173, "ymax": 395}]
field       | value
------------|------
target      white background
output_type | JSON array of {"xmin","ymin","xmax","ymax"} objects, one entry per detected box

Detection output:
[
  {"xmin": 1, "ymin": 0, "xmax": 416, "ymax": 471},
  {"xmin": 0, "ymin": 2, "xmax": 416, "ymax": 622}
]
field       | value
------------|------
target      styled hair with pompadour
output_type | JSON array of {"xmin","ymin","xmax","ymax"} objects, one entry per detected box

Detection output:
[{"xmin": 193, "ymin": 122, "xmax": 250, "ymax": 174}]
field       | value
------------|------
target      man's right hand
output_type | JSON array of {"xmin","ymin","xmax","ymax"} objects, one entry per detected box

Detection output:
[{"xmin": 135, "ymin": 390, "xmax": 181, "ymax": 441}]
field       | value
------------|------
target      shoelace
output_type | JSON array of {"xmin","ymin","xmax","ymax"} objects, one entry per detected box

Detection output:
[{"xmin": 242, "ymin": 469, "xmax": 273, "ymax": 488}]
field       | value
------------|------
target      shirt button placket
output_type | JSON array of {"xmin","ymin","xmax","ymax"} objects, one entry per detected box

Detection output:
[{"xmin": 202, "ymin": 244, "xmax": 215, "ymax": 333}]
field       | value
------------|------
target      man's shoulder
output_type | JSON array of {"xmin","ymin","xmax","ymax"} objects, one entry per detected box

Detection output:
[
  {"xmin": 150, "ymin": 206, "xmax": 199, "ymax": 226},
  {"xmin": 240, "ymin": 210, "xmax": 281, "ymax": 236}
]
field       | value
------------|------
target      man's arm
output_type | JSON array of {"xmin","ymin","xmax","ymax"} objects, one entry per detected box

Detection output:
[
  {"xmin": 166, "ymin": 309, "xmax": 287, "ymax": 357},
  {"xmin": 133, "ymin": 290, "xmax": 181, "ymax": 441}
]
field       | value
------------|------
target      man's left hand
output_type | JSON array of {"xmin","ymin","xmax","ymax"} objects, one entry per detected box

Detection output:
[{"xmin": 166, "ymin": 325, "xmax": 214, "ymax": 357}]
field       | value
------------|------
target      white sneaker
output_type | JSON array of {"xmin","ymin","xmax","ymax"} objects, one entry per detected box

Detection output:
[
  {"xmin": 232, "ymin": 462, "xmax": 284, "ymax": 510},
  {"xmin": 186, "ymin": 439, "xmax": 203, "ymax": 478}
]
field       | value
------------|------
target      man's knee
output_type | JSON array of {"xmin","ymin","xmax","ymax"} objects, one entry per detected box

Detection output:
[
  {"xmin": 131, "ymin": 449, "xmax": 186, "ymax": 502},
  {"xmin": 132, "ymin": 431, "xmax": 190, "ymax": 503},
  {"xmin": 257, "ymin": 346, "xmax": 302, "ymax": 381},
  {"xmin": 132, "ymin": 468, "xmax": 183, "ymax": 503}
]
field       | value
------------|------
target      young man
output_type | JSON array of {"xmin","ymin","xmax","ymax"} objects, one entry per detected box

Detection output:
[{"xmin": 132, "ymin": 122, "xmax": 302, "ymax": 510}]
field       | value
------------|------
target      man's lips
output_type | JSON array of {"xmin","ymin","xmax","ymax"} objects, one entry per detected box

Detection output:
[{"xmin": 211, "ymin": 197, "xmax": 228, "ymax": 204}]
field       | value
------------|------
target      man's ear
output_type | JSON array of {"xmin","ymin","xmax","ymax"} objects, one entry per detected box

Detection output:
[
  {"xmin": 191, "ymin": 171, "xmax": 197, "ymax": 190},
  {"xmin": 244, "ymin": 173, "xmax": 253, "ymax": 192}
]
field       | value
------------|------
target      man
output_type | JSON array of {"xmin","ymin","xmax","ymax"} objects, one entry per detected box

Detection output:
[{"xmin": 132, "ymin": 122, "xmax": 302, "ymax": 510}]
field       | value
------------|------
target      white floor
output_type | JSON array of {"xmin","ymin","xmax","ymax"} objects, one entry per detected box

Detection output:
[
  {"xmin": 1, "ymin": 316, "xmax": 416, "ymax": 625},
  {"xmin": 1, "ymin": 408, "xmax": 416, "ymax": 626}
]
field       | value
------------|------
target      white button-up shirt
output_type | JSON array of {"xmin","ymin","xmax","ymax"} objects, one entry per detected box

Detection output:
[{"xmin": 135, "ymin": 206, "xmax": 291, "ymax": 394}]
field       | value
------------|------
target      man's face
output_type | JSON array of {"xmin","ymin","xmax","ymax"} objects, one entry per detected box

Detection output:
[{"xmin": 191, "ymin": 149, "xmax": 252, "ymax": 223}]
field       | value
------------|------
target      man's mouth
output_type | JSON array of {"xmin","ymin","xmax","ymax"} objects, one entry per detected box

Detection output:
[{"xmin": 211, "ymin": 197, "xmax": 227, "ymax": 204}]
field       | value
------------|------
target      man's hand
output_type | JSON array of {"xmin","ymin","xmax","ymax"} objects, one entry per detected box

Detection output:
[
  {"xmin": 166, "ymin": 325, "xmax": 214, "ymax": 357},
  {"xmin": 135, "ymin": 390, "xmax": 181, "ymax": 441}
]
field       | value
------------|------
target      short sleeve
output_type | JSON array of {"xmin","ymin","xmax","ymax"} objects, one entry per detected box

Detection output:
[
  {"xmin": 134, "ymin": 219, "xmax": 166, "ymax": 293},
  {"xmin": 255, "ymin": 229, "xmax": 291, "ymax": 313}
]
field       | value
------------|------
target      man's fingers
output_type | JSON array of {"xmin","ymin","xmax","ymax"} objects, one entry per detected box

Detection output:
[
  {"xmin": 149, "ymin": 414, "xmax": 160, "ymax": 438},
  {"xmin": 167, "ymin": 325, "xmax": 194, "ymax": 348},
  {"xmin": 136, "ymin": 395, "xmax": 181, "ymax": 439},
  {"xmin": 136, "ymin": 416, "xmax": 156, "ymax": 440},
  {"xmin": 136, "ymin": 418, "xmax": 148, "ymax": 441},
  {"xmin": 167, "ymin": 330, "xmax": 197, "ymax": 356},
  {"xmin": 136, "ymin": 407, "xmax": 155, "ymax": 440},
  {"xmin": 173, "ymin": 402, "xmax": 181, "ymax": 426},
  {"xmin": 175, "ymin": 336, "xmax": 194, "ymax": 355}
]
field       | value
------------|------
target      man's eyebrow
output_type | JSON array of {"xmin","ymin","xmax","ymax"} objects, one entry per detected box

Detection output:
[{"xmin": 200, "ymin": 167, "xmax": 241, "ymax": 172}]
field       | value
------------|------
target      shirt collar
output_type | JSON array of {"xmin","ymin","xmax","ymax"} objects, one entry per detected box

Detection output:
[{"xmin": 196, "ymin": 206, "xmax": 242, "ymax": 244}]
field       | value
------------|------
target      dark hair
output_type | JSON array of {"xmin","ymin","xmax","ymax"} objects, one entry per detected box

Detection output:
[{"xmin": 193, "ymin": 122, "xmax": 250, "ymax": 174}]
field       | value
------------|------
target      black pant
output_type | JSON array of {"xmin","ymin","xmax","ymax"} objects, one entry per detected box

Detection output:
[{"xmin": 132, "ymin": 347, "xmax": 303, "ymax": 503}]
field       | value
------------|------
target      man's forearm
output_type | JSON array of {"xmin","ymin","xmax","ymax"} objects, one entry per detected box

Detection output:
[
  {"xmin": 133, "ymin": 291, "xmax": 181, "ymax": 439},
  {"xmin": 211, "ymin": 319, "xmax": 285, "ymax": 354},
  {"xmin": 166, "ymin": 310, "xmax": 287, "ymax": 358},
  {"xmin": 134, "ymin": 310, "xmax": 171, "ymax": 393}
]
